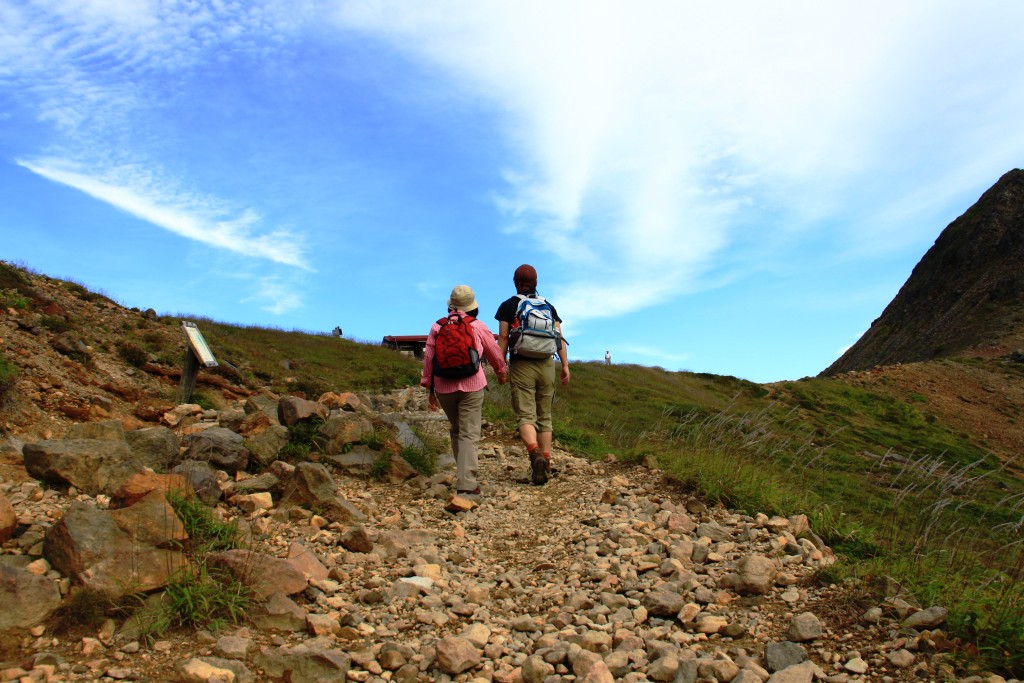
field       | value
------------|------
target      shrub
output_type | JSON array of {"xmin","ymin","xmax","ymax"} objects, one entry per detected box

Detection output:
[
  {"xmin": 279, "ymin": 418, "xmax": 326, "ymax": 462},
  {"xmin": 117, "ymin": 341, "xmax": 149, "ymax": 368},
  {"xmin": 38, "ymin": 315, "xmax": 70, "ymax": 333},
  {"xmin": 0, "ymin": 354, "xmax": 16, "ymax": 407},
  {"xmin": 167, "ymin": 492, "xmax": 241, "ymax": 554},
  {"xmin": 161, "ymin": 564, "xmax": 249, "ymax": 632},
  {"xmin": 0, "ymin": 289, "xmax": 29, "ymax": 311}
]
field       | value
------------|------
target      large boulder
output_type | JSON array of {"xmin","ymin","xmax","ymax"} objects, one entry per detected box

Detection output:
[
  {"xmin": 279, "ymin": 462, "xmax": 366, "ymax": 523},
  {"xmin": 244, "ymin": 424, "xmax": 290, "ymax": 467},
  {"xmin": 182, "ymin": 427, "xmax": 249, "ymax": 473},
  {"xmin": 278, "ymin": 396, "xmax": 327, "ymax": 427},
  {"xmin": 318, "ymin": 414, "xmax": 373, "ymax": 455},
  {"xmin": 23, "ymin": 439, "xmax": 139, "ymax": 495},
  {"xmin": 44, "ymin": 496, "xmax": 188, "ymax": 597},
  {"xmin": 125, "ymin": 426, "xmax": 180, "ymax": 470}
]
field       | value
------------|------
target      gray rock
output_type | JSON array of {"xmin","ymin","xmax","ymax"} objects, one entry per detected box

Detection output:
[
  {"xmin": 124, "ymin": 426, "xmax": 180, "ymax": 470},
  {"xmin": 279, "ymin": 462, "xmax": 366, "ymax": 523},
  {"xmin": 182, "ymin": 427, "xmax": 249, "ymax": 473},
  {"xmin": 255, "ymin": 644, "xmax": 350, "ymax": 683},
  {"xmin": 325, "ymin": 446, "xmax": 378, "ymax": 475},
  {"xmin": 435, "ymin": 636, "xmax": 480, "ymax": 675},
  {"xmin": 318, "ymin": 414, "xmax": 374, "ymax": 455},
  {"xmin": 766, "ymin": 660, "xmax": 817, "ymax": 683},
  {"xmin": 0, "ymin": 563, "xmax": 61, "ymax": 629},
  {"xmin": 902, "ymin": 605, "xmax": 948, "ymax": 629},
  {"xmin": 643, "ymin": 586, "xmax": 688, "ymax": 617},
  {"xmin": 244, "ymin": 425, "xmax": 290, "ymax": 467},
  {"xmin": 787, "ymin": 612, "xmax": 822, "ymax": 642},
  {"xmin": 65, "ymin": 420, "xmax": 125, "ymax": 440},
  {"xmin": 340, "ymin": 526, "xmax": 374, "ymax": 553},
  {"xmin": 0, "ymin": 489, "xmax": 15, "ymax": 543},
  {"xmin": 250, "ymin": 592, "xmax": 309, "ymax": 632},
  {"xmin": 171, "ymin": 460, "xmax": 222, "ymax": 505},
  {"xmin": 23, "ymin": 439, "xmax": 138, "ymax": 495},
  {"xmin": 764, "ymin": 641, "xmax": 807, "ymax": 673},
  {"xmin": 244, "ymin": 394, "xmax": 281, "ymax": 422},
  {"xmin": 696, "ymin": 520, "xmax": 733, "ymax": 542},
  {"xmin": 733, "ymin": 554, "xmax": 779, "ymax": 595},
  {"xmin": 218, "ymin": 408, "xmax": 247, "ymax": 431}
]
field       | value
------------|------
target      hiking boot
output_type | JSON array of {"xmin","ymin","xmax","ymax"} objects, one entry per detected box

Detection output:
[{"xmin": 531, "ymin": 454, "xmax": 550, "ymax": 486}]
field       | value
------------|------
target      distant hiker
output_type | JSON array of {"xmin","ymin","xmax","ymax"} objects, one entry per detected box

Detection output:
[
  {"xmin": 332, "ymin": 326, "xmax": 343, "ymax": 338},
  {"xmin": 605, "ymin": 350, "xmax": 612, "ymax": 365},
  {"xmin": 421, "ymin": 285, "xmax": 507, "ymax": 500},
  {"xmin": 495, "ymin": 264, "xmax": 570, "ymax": 486}
]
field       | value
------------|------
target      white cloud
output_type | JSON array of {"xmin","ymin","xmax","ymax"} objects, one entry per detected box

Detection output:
[
  {"xmin": 329, "ymin": 0, "xmax": 1024, "ymax": 326},
  {"xmin": 614, "ymin": 343, "xmax": 691, "ymax": 367},
  {"xmin": 17, "ymin": 158, "xmax": 310, "ymax": 269},
  {"xmin": 243, "ymin": 276, "xmax": 305, "ymax": 315}
]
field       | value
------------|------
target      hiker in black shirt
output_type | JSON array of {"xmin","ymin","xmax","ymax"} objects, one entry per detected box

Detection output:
[{"xmin": 494, "ymin": 264, "xmax": 570, "ymax": 485}]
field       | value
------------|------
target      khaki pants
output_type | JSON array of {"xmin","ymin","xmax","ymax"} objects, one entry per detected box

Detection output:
[
  {"xmin": 510, "ymin": 358, "xmax": 556, "ymax": 432},
  {"xmin": 436, "ymin": 388, "xmax": 485, "ymax": 492}
]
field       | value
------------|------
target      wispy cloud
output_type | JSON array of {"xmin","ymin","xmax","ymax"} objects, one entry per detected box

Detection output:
[
  {"xmin": 17, "ymin": 158, "xmax": 310, "ymax": 269},
  {"xmin": 614, "ymin": 343, "xmax": 691, "ymax": 368},
  {"xmin": 242, "ymin": 276, "xmax": 305, "ymax": 315},
  {"xmin": 330, "ymin": 0, "xmax": 1024, "ymax": 326}
]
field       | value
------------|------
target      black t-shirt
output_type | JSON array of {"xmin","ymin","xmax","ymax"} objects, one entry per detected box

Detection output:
[{"xmin": 495, "ymin": 293, "xmax": 562, "ymax": 361}]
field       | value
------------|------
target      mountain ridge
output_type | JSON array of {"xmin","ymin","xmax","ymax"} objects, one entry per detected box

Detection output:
[{"xmin": 823, "ymin": 168, "xmax": 1024, "ymax": 376}]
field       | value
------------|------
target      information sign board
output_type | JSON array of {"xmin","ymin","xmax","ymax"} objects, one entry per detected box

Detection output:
[{"xmin": 181, "ymin": 322, "xmax": 219, "ymax": 368}]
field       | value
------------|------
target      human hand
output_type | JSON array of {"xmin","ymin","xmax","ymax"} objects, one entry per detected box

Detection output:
[
  {"xmin": 498, "ymin": 370, "xmax": 508, "ymax": 385},
  {"xmin": 561, "ymin": 366, "xmax": 571, "ymax": 385},
  {"xmin": 427, "ymin": 392, "xmax": 438, "ymax": 411}
]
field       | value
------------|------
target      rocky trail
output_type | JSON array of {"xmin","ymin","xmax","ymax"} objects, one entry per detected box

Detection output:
[{"xmin": 0, "ymin": 388, "xmax": 989, "ymax": 683}]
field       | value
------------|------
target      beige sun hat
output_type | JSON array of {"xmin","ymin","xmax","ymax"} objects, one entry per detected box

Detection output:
[{"xmin": 447, "ymin": 284, "xmax": 479, "ymax": 313}]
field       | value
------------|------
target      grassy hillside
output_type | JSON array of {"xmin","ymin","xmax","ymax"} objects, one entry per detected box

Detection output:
[
  {"xmin": 1, "ymin": 260, "xmax": 1021, "ymax": 674},
  {"xmin": 485, "ymin": 361, "xmax": 1023, "ymax": 673}
]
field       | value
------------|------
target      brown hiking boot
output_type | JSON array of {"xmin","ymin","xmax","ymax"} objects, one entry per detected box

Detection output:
[{"xmin": 531, "ymin": 454, "xmax": 550, "ymax": 486}]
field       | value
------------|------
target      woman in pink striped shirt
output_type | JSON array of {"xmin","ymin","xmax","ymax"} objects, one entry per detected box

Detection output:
[{"xmin": 421, "ymin": 285, "xmax": 507, "ymax": 499}]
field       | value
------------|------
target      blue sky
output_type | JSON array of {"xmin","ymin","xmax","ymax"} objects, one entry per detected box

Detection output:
[{"xmin": 2, "ymin": 1, "xmax": 1023, "ymax": 383}]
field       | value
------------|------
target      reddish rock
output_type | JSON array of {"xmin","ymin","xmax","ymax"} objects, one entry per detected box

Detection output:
[
  {"xmin": 0, "ymin": 489, "xmax": 17, "ymax": 543},
  {"xmin": 206, "ymin": 549, "xmax": 307, "ymax": 599},
  {"xmin": 110, "ymin": 472, "xmax": 192, "ymax": 509}
]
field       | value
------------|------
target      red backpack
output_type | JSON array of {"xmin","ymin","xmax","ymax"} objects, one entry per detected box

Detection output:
[{"xmin": 432, "ymin": 313, "xmax": 481, "ymax": 379}]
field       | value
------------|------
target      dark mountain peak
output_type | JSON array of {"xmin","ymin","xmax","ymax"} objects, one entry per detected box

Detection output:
[{"xmin": 823, "ymin": 168, "xmax": 1024, "ymax": 376}]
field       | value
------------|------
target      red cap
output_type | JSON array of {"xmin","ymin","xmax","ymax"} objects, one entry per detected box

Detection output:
[{"xmin": 513, "ymin": 264, "xmax": 537, "ymax": 288}]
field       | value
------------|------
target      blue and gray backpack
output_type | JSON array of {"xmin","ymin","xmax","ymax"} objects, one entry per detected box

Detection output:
[{"xmin": 511, "ymin": 294, "xmax": 561, "ymax": 359}]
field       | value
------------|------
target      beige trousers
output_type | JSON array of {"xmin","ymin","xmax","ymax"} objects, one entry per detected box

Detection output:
[{"xmin": 436, "ymin": 388, "xmax": 485, "ymax": 492}]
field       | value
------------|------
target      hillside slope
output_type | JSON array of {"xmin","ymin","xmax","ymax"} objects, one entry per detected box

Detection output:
[{"xmin": 824, "ymin": 168, "xmax": 1024, "ymax": 375}]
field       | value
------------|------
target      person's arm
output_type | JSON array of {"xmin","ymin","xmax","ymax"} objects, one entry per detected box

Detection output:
[
  {"xmin": 497, "ymin": 320, "xmax": 511, "ymax": 358},
  {"xmin": 479, "ymin": 323, "xmax": 508, "ymax": 383},
  {"xmin": 420, "ymin": 326, "xmax": 437, "ymax": 388},
  {"xmin": 555, "ymin": 321, "xmax": 570, "ymax": 385}
]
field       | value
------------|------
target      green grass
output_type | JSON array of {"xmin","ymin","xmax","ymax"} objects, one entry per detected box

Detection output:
[
  {"xmin": 278, "ymin": 417, "xmax": 326, "ymax": 462},
  {"xmin": 170, "ymin": 316, "xmax": 422, "ymax": 394},
  {"xmin": 142, "ymin": 492, "xmax": 250, "ymax": 635},
  {"xmin": 167, "ymin": 491, "xmax": 241, "ymax": 555},
  {"xmin": 0, "ymin": 353, "xmax": 16, "ymax": 408}
]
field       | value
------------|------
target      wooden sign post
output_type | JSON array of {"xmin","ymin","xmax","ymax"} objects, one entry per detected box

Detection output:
[{"xmin": 176, "ymin": 322, "xmax": 219, "ymax": 405}]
